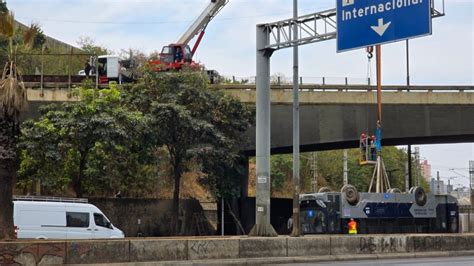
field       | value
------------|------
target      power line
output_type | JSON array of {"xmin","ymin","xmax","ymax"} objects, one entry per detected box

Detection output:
[
  {"xmin": 15, "ymin": 6, "xmax": 323, "ymax": 26},
  {"xmin": 429, "ymin": 164, "xmax": 470, "ymax": 170},
  {"xmin": 449, "ymin": 169, "xmax": 470, "ymax": 178},
  {"xmin": 17, "ymin": 12, "xmax": 295, "ymax": 25}
]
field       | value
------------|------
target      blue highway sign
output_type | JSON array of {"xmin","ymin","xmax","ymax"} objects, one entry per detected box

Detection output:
[{"xmin": 337, "ymin": 0, "xmax": 432, "ymax": 52}]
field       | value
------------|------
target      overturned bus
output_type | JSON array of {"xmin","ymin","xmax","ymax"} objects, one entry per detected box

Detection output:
[{"xmin": 299, "ymin": 185, "xmax": 459, "ymax": 234}]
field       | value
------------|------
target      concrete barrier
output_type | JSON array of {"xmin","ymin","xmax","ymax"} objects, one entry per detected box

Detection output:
[
  {"xmin": 188, "ymin": 238, "xmax": 239, "ymax": 260},
  {"xmin": 287, "ymin": 236, "xmax": 330, "ymax": 257},
  {"xmin": 0, "ymin": 241, "xmax": 66, "ymax": 265},
  {"xmin": 66, "ymin": 240, "xmax": 129, "ymax": 264},
  {"xmin": 2, "ymin": 234, "xmax": 474, "ymax": 264},
  {"xmin": 0, "ymin": 241, "xmax": 38, "ymax": 265},
  {"xmin": 37, "ymin": 241, "xmax": 67, "ymax": 265},
  {"xmin": 410, "ymin": 234, "xmax": 474, "ymax": 252},
  {"xmin": 240, "ymin": 237, "xmax": 287, "ymax": 258},
  {"xmin": 331, "ymin": 235, "xmax": 410, "ymax": 255},
  {"xmin": 129, "ymin": 239, "xmax": 187, "ymax": 262}
]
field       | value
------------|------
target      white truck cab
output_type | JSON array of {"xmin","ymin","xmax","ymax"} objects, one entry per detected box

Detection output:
[
  {"xmin": 97, "ymin": 55, "xmax": 120, "ymax": 79},
  {"xmin": 13, "ymin": 196, "xmax": 124, "ymax": 240}
]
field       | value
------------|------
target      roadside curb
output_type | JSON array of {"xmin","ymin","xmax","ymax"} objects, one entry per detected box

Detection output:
[{"xmin": 75, "ymin": 250, "xmax": 474, "ymax": 265}]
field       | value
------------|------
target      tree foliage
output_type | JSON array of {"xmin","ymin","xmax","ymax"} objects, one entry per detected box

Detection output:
[
  {"xmin": 123, "ymin": 69, "xmax": 253, "ymax": 234},
  {"xmin": 18, "ymin": 69, "xmax": 253, "ymax": 235},
  {"xmin": 19, "ymin": 83, "xmax": 150, "ymax": 197},
  {"xmin": 262, "ymin": 146, "xmax": 430, "ymax": 198}
]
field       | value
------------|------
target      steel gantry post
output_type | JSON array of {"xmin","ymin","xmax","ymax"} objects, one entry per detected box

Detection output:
[{"xmin": 249, "ymin": 25, "xmax": 277, "ymax": 237}]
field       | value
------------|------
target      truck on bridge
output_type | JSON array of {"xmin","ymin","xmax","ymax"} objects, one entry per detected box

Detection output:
[
  {"xmin": 89, "ymin": 0, "xmax": 228, "ymax": 84},
  {"xmin": 149, "ymin": 0, "xmax": 227, "ymax": 73}
]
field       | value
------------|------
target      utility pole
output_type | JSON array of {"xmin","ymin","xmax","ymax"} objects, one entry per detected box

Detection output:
[
  {"xmin": 406, "ymin": 40, "xmax": 410, "ymax": 88},
  {"xmin": 408, "ymin": 145, "xmax": 412, "ymax": 189},
  {"xmin": 343, "ymin": 149, "xmax": 348, "ymax": 186},
  {"xmin": 311, "ymin": 152, "xmax": 318, "ymax": 192},
  {"xmin": 470, "ymin": 161, "xmax": 474, "ymax": 210},
  {"xmin": 405, "ymin": 161, "xmax": 409, "ymax": 192},
  {"xmin": 406, "ymin": 40, "xmax": 412, "ymax": 190},
  {"xmin": 291, "ymin": 0, "xmax": 301, "ymax": 237}
]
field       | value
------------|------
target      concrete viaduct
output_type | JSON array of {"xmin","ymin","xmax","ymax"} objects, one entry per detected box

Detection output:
[{"xmin": 24, "ymin": 84, "xmax": 474, "ymax": 155}]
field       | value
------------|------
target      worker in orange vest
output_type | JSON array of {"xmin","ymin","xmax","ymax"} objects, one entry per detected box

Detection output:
[{"xmin": 348, "ymin": 218, "xmax": 358, "ymax": 235}]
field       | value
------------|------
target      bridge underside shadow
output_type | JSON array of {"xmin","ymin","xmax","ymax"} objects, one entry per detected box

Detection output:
[
  {"xmin": 243, "ymin": 103, "xmax": 474, "ymax": 156},
  {"xmin": 23, "ymin": 100, "xmax": 474, "ymax": 156}
]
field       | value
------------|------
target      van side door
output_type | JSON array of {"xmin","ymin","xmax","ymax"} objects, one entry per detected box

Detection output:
[
  {"xmin": 92, "ymin": 213, "xmax": 112, "ymax": 238},
  {"xmin": 66, "ymin": 211, "xmax": 93, "ymax": 239}
]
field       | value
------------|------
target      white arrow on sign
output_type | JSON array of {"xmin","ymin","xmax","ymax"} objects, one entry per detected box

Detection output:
[{"xmin": 371, "ymin": 18, "xmax": 391, "ymax": 36}]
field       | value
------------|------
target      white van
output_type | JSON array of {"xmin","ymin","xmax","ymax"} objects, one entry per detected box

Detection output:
[{"xmin": 13, "ymin": 196, "xmax": 124, "ymax": 239}]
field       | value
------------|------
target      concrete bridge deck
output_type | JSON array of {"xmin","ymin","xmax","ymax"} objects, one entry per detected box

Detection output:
[
  {"xmin": 24, "ymin": 85, "xmax": 474, "ymax": 155},
  {"xmin": 221, "ymin": 85, "xmax": 474, "ymax": 154}
]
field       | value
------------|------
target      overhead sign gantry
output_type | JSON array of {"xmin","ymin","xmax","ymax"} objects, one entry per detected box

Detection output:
[{"xmin": 251, "ymin": 0, "xmax": 444, "ymax": 237}]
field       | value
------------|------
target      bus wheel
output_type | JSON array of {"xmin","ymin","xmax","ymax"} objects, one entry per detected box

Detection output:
[
  {"xmin": 318, "ymin": 187, "xmax": 331, "ymax": 193},
  {"xmin": 387, "ymin": 188, "xmax": 402, "ymax": 193},
  {"xmin": 341, "ymin": 184, "xmax": 359, "ymax": 206},
  {"xmin": 412, "ymin": 186, "xmax": 427, "ymax": 206}
]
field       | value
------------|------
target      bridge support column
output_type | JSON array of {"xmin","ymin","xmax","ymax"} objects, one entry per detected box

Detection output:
[{"xmin": 249, "ymin": 25, "xmax": 277, "ymax": 237}]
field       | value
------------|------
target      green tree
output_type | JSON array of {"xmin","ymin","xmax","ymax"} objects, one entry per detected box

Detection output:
[
  {"xmin": 125, "ymin": 69, "xmax": 253, "ymax": 234},
  {"xmin": 18, "ymin": 118, "xmax": 67, "ymax": 195},
  {"xmin": 266, "ymin": 146, "xmax": 427, "ymax": 197},
  {"xmin": 19, "ymin": 83, "xmax": 146, "ymax": 197},
  {"xmin": 197, "ymin": 90, "xmax": 253, "ymax": 199}
]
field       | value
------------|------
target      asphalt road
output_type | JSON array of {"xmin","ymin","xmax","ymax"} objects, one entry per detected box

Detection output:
[{"xmin": 273, "ymin": 256, "xmax": 474, "ymax": 266}]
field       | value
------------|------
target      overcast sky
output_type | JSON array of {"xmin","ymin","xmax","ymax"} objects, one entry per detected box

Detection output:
[{"xmin": 7, "ymin": 0, "xmax": 474, "ymax": 188}]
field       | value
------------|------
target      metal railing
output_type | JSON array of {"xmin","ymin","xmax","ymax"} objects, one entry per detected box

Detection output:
[
  {"xmin": 13, "ymin": 195, "xmax": 88, "ymax": 203},
  {"xmin": 221, "ymin": 75, "xmax": 370, "ymax": 86},
  {"xmin": 215, "ymin": 83, "xmax": 474, "ymax": 93},
  {"xmin": 16, "ymin": 50, "xmax": 98, "ymax": 96}
]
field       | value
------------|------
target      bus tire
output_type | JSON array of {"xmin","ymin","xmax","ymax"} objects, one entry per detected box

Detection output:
[
  {"xmin": 387, "ymin": 188, "xmax": 402, "ymax": 193},
  {"xmin": 412, "ymin": 186, "xmax": 427, "ymax": 206},
  {"xmin": 318, "ymin": 187, "xmax": 331, "ymax": 193},
  {"xmin": 341, "ymin": 184, "xmax": 359, "ymax": 206}
]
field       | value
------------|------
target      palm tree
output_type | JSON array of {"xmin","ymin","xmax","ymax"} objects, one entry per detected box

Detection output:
[{"xmin": 0, "ymin": 9, "xmax": 29, "ymax": 240}]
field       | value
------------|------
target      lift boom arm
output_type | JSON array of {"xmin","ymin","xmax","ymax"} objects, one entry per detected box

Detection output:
[{"xmin": 176, "ymin": 0, "xmax": 228, "ymax": 54}]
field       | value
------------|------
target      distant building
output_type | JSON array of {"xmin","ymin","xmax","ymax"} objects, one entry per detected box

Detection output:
[
  {"xmin": 430, "ymin": 178, "xmax": 446, "ymax": 194},
  {"xmin": 420, "ymin": 160, "xmax": 432, "ymax": 183}
]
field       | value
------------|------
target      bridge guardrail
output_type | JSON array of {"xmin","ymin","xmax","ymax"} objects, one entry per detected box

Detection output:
[{"xmin": 214, "ymin": 84, "xmax": 474, "ymax": 92}]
